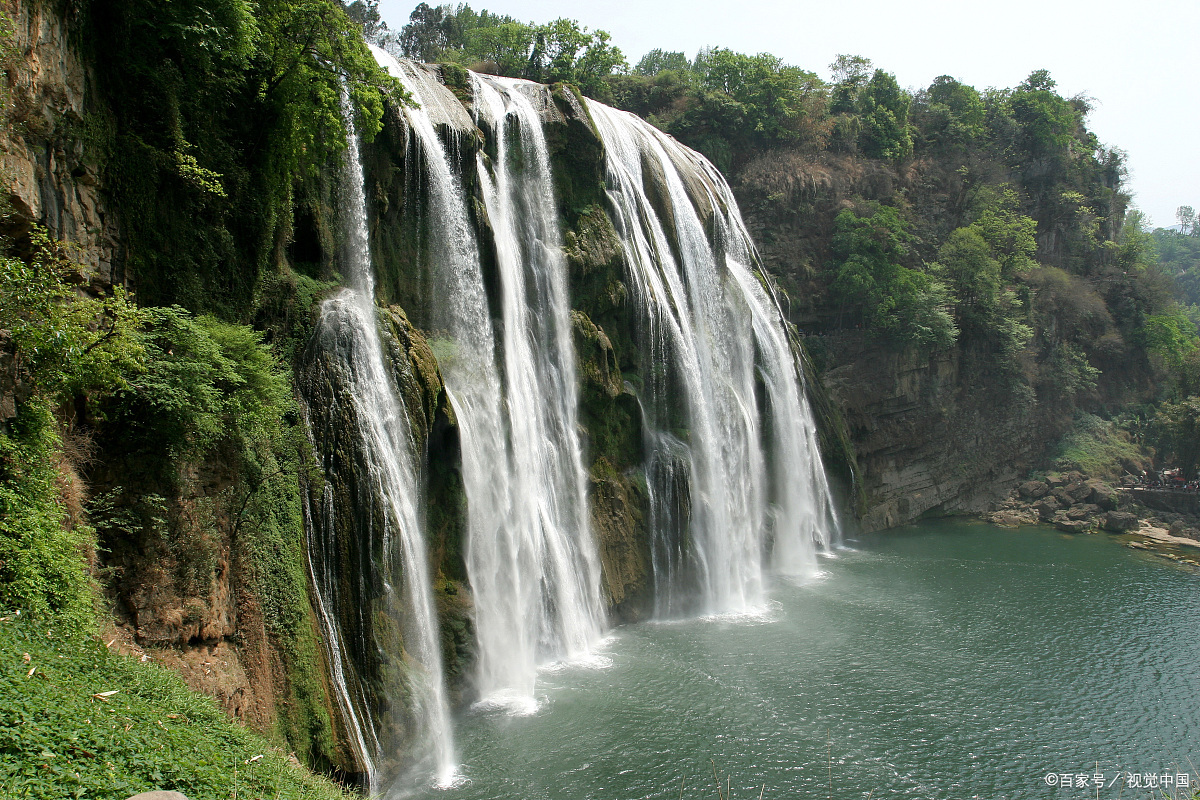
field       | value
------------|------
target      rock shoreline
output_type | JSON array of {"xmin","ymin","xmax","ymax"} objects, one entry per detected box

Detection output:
[{"xmin": 985, "ymin": 471, "xmax": 1200, "ymax": 548}]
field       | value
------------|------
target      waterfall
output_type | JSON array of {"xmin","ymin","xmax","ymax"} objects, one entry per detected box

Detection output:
[
  {"xmin": 309, "ymin": 47, "xmax": 841, "ymax": 778},
  {"xmin": 302, "ymin": 92, "xmax": 456, "ymax": 791},
  {"xmin": 585, "ymin": 100, "xmax": 840, "ymax": 616},
  {"xmin": 371, "ymin": 47, "xmax": 603, "ymax": 710},
  {"xmin": 468, "ymin": 74, "xmax": 604, "ymax": 705}
]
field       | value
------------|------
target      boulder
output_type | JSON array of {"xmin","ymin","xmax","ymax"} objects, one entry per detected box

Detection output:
[
  {"xmin": 1055, "ymin": 519, "xmax": 1092, "ymax": 533},
  {"xmin": 1051, "ymin": 488, "xmax": 1074, "ymax": 507},
  {"xmin": 1169, "ymin": 520, "xmax": 1186, "ymax": 537},
  {"xmin": 1086, "ymin": 480, "xmax": 1118, "ymax": 511},
  {"xmin": 1017, "ymin": 480, "xmax": 1049, "ymax": 499},
  {"xmin": 1066, "ymin": 504, "xmax": 1098, "ymax": 521},
  {"xmin": 990, "ymin": 511, "xmax": 1022, "ymax": 527},
  {"xmin": 1064, "ymin": 480, "xmax": 1093, "ymax": 502},
  {"xmin": 1103, "ymin": 511, "xmax": 1139, "ymax": 532},
  {"xmin": 1033, "ymin": 499, "xmax": 1060, "ymax": 521}
]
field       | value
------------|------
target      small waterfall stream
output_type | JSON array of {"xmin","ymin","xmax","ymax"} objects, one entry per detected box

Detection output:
[{"xmin": 303, "ymin": 94, "xmax": 456, "ymax": 791}]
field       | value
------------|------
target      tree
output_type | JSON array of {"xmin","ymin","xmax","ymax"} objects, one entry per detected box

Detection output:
[
  {"xmin": 917, "ymin": 75, "xmax": 985, "ymax": 151},
  {"xmin": 830, "ymin": 54, "xmax": 872, "ymax": 86},
  {"xmin": 860, "ymin": 69, "xmax": 912, "ymax": 161},
  {"xmin": 1139, "ymin": 310, "xmax": 1199, "ymax": 371},
  {"xmin": 829, "ymin": 205, "xmax": 958, "ymax": 348},
  {"xmin": 398, "ymin": 2, "xmax": 451, "ymax": 62},
  {"xmin": 345, "ymin": 0, "xmax": 397, "ymax": 48},
  {"xmin": 970, "ymin": 187, "xmax": 1038, "ymax": 278},
  {"xmin": 1151, "ymin": 397, "xmax": 1200, "ymax": 479},
  {"xmin": 689, "ymin": 47, "xmax": 827, "ymax": 148},
  {"xmin": 636, "ymin": 49, "xmax": 691, "ymax": 77},
  {"xmin": 0, "ymin": 228, "xmax": 143, "ymax": 404},
  {"xmin": 1177, "ymin": 205, "xmax": 1196, "ymax": 235},
  {"xmin": 1007, "ymin": 69, "xmax": 1078, "ymax": 166}
]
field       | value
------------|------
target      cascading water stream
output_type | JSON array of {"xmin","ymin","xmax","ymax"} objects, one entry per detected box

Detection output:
[
  {"xmin": 468, "ymin": 73, "xmax": 604, "ymax": 703},
  {"xmin": 303, "ymin": 92, "xmax": 456, "ymax": 791},
  {"xmin": 585, "ymin": 100, "xmax": 839, "ymax": 615},
  {"xmin": 369, "ymin": 49, "xmax": 603, "ymax": 711}
]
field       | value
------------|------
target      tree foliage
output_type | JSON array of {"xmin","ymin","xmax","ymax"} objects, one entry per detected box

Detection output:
[
  {"xmin": 83, "ymin": 0, "xmax": 400, "ymax": 313},
  {"xmin": 829, "ymin": 205, "xmax": 958, "ymax": 348},
  {"xmin": 858, "ymin": 69, "xmax": 913, "ymax": 161},
  {"xmin": 396, "ymin": 3, "xmax": 626, "ymax": 95},
  {"xmin": 0, "ymin": 229, "xmax": 142, "ymax": 405}
]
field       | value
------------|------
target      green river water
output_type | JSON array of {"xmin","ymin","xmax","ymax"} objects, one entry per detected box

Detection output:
[{"xmin": 410, "ymin": 520, "xmax": 1200, "ymax": 800}]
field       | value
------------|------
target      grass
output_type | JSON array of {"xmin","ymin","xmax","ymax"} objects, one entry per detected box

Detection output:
[
  {"xmin": 0, "ymin": 613, "xmax": 352, "ymax": 800},
  {"xmin": 1053, "ymin": 412, "xmax": 1151, "ymax": 480}
]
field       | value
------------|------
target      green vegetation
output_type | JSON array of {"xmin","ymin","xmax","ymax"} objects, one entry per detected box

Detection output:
[
  {"xmin": 0, "ymin": 399, "xmax": 96, "ymax": 630},
  {"xmin": 0, "ymin": 230, "xmax": 142, "ymax": 406},
  {"xmin": 1154, "ymin": 209, "xmax": 1200, "ymax": 311},
  {"xmin": 1142, "ymin": 212, "xmax": 1200, "ymax": 478},
  {"xmin": 395, "ymin": 2, "xmax": 626, "ymax": 96},
  {"xmin": 1053, "ymin": 413, "xmax": 1150, "ymax": 479},
  {"xmin": 0, "ymin": 614, "xmax": 349, "ymax": 800},
  {"xmin": 99, "ymin": 309, "xmax": 292, "ymax": 463},
  {"xmin": 2, "ymin": 0, "xmax": 406, "ymax": 782},
  {"xmin": 609, "ymin": 35, "xmax": 1199, "ymax": 433},
  {"xmin": 609, "ymin": 47, "xmax": 826, "ymax": 171},
  {"xmin": 0, "ymin": 231, "xmax": 143, "ymax": 630},
  {"xmin": 828, "ymin": 203, "xmax": 957, "ymax": 348},
  {"xmin": 82, "ymin": 0, "xmax": 401, "ymax": 313},
  {"xmin": 0, "ymin": 213, "xmax": 339, "ymax": 771}
]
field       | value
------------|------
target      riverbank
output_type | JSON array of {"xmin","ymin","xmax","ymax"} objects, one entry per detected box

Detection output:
[{"xmin": 984, "ymin": 471, "xmax": 1200, "ymax": 563}]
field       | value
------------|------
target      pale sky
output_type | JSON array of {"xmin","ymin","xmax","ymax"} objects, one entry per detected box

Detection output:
[{"xmin": 377, "ymin": 0, "xmax": 1198, "ymax": 229}]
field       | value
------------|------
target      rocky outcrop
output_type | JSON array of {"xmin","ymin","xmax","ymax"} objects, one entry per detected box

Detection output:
[
  {"xmin": 988, "ymin": 472, "xmax": 1118, "ymax": 530},
  {"xmin": 0, "ymin": 0, "xmax": 117, "ymax": 279},
  {"xmin": 986, "ymin": 472, "xmax": 1200, "ymax": 548}
]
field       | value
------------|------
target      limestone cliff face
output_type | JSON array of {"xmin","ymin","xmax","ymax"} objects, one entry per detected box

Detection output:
[
  {"xmin": 0, "ymin": 0, "xmax": 117, "ymax": 278},
  {"xmin": 1, "ymin": 0, "xmax": 349, "ymax": 774},
  {"xmin": 819, "ymin": 333, "xmax": 1069, "ymax": 530},
  {"xmin": 729, "ymin": 150, "xmax": 1080, "ymax": 532}
]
